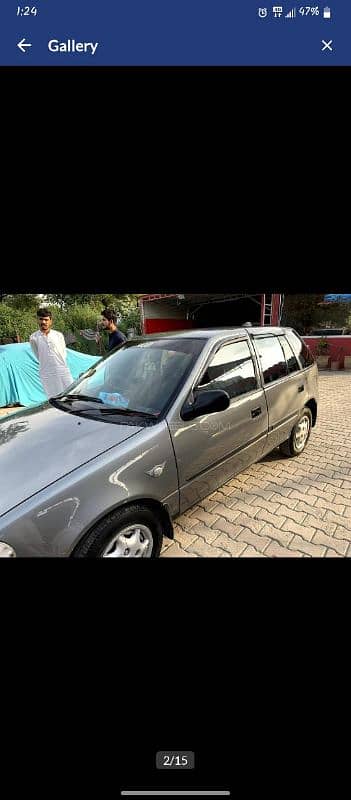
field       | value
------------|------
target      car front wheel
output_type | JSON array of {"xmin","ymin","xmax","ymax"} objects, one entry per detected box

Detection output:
[
  {"xmin": 73, "ymin": 504, "xmax": 164, "ymax": 558},
  {"xmin": 280, "ymin": 407, "xmax": 312, "ymax": 457}
]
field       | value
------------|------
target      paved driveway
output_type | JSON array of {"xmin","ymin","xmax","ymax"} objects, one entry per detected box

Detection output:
[{"xmin": 161, "ymin": 373, "xmax": 351, "ymax": 557}]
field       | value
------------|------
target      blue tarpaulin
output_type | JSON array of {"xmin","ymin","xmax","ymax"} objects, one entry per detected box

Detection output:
[
  {"xmin": 0, "ymin": 343, "xmax": 100, "ymax": 407},
  {"xmin": 324, "ymin": 295, "xmax": 351, "ymax": 302}
]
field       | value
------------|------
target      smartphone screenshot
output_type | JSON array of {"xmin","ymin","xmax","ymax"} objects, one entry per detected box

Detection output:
[
  {"xmin": 1, "ymin": 2, "xmax": 348, "ymax": 797},
  {"xmin": 0, "ymin": 1, "xmax": 348, "ymax": 66}
]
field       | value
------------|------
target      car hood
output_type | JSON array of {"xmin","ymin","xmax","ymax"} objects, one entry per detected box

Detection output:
[{"xmin": 0, "ymin": 404, "xmax": 143, "ymax": 517}]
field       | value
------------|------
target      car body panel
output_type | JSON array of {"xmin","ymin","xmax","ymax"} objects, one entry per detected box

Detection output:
[
  {"xmin": 0, "ymin": 403, "xmax": 144, "ymax": 517},
  {"xmin": 0, "ymin": 327, "xmax": 318, "ymax": 556},
  {"xmin": 0, "ymin": 420, "xmax": 178, "ymax": 556}
]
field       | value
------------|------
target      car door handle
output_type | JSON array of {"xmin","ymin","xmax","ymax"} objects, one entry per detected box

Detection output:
[
  {"xmin": 251, "ymin": 406, "xmax": 262, "ymax": 418},
  {"xmin": 298, "ymin": 385, "xmax": 304, "ymax": 393}
]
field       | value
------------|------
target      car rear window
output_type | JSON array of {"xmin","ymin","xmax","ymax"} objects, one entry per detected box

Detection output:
[
  {"xmin": 285, "ymin": 331, "xmax": 315, "ymax": 368},
  {"xmin": 279, "ymin": 335, "xmax": 300, "ymax": 374}
]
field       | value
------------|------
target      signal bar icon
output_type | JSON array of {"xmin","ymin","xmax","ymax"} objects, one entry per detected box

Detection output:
[{"xmin": 285, "ymin": 8, "xmax": 297, "ymax": 18}]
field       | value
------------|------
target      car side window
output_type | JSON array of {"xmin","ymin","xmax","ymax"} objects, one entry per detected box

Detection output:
[
  {"xmin": 285, "ymin": 331, "xmax": 315, "ymax": 368},
  {"xmin": 197, "ymin": 341, "xmax": 257, "ymax": 399},
  {"xmin": 254, "ymin": 336, "xmax": 287, "ymax": 384},
  {"xmin": 279, "ymin": 336, "xmax": 300, "ymax": 374}
]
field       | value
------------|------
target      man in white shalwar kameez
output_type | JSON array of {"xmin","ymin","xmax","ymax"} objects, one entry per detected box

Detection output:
[{"xmin": 30, "ymin": 308, "xmax": 74, "ymax": 399}]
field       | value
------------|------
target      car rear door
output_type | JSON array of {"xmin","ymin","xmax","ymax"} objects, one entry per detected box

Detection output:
[{"xmin": 251, "ymin": 333, "xmax": 306, "ymax": 454}]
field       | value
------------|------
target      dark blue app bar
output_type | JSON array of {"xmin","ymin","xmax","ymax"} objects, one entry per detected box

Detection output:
[{"xmin": 0, "ymin": 1, "xmax": 349, "ymax": 66}]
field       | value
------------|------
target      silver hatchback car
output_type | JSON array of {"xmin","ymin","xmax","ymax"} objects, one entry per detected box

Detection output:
[{"xmin": 0, "ymin": 327, "xmax": 318, "ymax": 557}]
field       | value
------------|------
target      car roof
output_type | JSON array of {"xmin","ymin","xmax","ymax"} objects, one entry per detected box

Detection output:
[{"xmin": 138, "ymin": 326, "xmax": 292, "ymax": 342}]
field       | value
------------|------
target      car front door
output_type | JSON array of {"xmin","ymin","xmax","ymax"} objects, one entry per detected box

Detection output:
[{"xmin": 167, "ymin": 338, "xmax": 269, "ymax": 512}]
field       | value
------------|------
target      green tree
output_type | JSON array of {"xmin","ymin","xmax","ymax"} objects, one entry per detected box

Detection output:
[
  {"xmin": 281, "ymin": 295, "xmax": 326, "ymax": 334},
  {"xmin": 5, "ymin": 294, "xmax": 42, "ymax": 311},
  {"xmin": 317, "ymin": 301, "xmax": 351, "ymax": 329},
  {"xmin": 0, "ymin": 303, "xmax": 37, "ymax": 341},
  {"xmin": 45, "ymin": 294, "xmax": 98, "ymax": 308},
  {"xmin": 282, "ymin": 295, "xmax": 351, "ymax": 334},
  {"xmin": 45, "ymin": 293, "xmax": 139, "ymax": 312}
]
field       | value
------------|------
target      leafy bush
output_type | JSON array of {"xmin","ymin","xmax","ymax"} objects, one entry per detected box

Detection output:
[
  {"xmin": 5, "ymin": 294, "xmax": 41, "ymax": 312},
  {"xmin": 0, "ymin": 304, "xmax": 37, "ymax": 341},
  {"xmin": 65, "ymin": 304, "xmax": 101, "ymax": 334},
  {"xmin": 119, "ymin": 305, "xmax": 141, "ymax": 335},
  {"xmin": 316, "ymin": 338, "xmax": 329, "ymax": 355}
]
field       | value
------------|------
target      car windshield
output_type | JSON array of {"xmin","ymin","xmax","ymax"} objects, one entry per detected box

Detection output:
[{"xmin": 57, "ymin": 338, "xmax": 204, "ymax": 418}]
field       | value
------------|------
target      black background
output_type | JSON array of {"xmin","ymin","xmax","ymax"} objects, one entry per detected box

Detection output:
[
  {"xmin": 1, "ymin": 66, "xmax": 348, "ymax": 294},
  {"xmin": 4, "ymin": 561, "xmax": 350, "ymax": 797}
]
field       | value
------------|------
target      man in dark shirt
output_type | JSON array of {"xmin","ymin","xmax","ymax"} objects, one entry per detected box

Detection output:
[{"xmin": 101, "ymin": 308, "xmax": 127, "ymax": 351}]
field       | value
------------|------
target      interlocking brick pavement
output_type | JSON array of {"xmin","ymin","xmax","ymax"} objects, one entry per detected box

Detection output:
[{"xmin": 161, "ymin": 373, "xmax": 351, "ymax": 558}]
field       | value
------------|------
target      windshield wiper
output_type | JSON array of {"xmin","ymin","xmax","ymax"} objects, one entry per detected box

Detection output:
[
  {"xmin": 97, "ymin": 407, "xmax": 159, "ymax": 419},
  {"xmin": 54, "ymin": 394, "xmax": 103, "ymax": 404},
  {"xmin": 49, "ymin": 396, "xmax": 158, "ymax": 419}
]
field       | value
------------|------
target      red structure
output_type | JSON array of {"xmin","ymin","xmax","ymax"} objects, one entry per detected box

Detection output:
[
  {"xmin": 302, "ymin": 335, "xmax": 351, "ymax": 367},
  {"xmin": 139, "ymin": 294, "xmax": 283, "ymax": 335}
]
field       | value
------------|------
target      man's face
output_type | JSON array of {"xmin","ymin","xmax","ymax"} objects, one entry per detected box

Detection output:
[
  {"xmin": 39, "ymin": 316, "xmax": 52, "ymax": 334},
  {"xmin": 101, "ymin": 316, "xmax": 111, "ymax": 330}
]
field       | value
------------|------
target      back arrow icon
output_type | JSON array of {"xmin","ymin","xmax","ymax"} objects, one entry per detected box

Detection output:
[{"xmin": 17, "ymin": 38, "xmax": 32, "ymax": 53}]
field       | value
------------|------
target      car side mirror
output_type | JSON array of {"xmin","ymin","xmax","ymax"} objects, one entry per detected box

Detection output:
[{"xmin": 181, "ymin": 389, "xmax": 230, "ymax": 421}]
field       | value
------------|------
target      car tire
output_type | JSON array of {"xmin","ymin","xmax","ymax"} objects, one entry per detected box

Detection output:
[
  {"xmin": 73, "ymin": 504, "xmax": 164, "ymax": 558},
  {"xmin": 280, "ymin": 407, "xmax": 312, "ymax": 458}
]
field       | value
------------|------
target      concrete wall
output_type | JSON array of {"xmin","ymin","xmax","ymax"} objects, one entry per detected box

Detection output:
[{"xmin": 303, "ymin": 335, "xmax": 351, "ymax": 367}]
